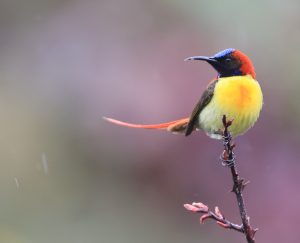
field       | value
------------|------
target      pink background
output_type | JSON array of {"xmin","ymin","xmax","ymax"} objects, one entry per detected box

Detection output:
[{"xmin": 1, "ymin": 1, "xmax": 299, "ymax": 242}]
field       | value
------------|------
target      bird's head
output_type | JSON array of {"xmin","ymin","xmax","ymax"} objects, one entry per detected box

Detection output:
[{"xmin": 185, "ymin": 48, "xmax": 256, "ymax": 79}]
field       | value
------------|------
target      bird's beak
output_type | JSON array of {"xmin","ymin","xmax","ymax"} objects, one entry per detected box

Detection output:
[
  {"xmin": 184, "ymin": 55, "xmax": 222, "ymax": 73},
  {"xmin": 184, "ymin": 56, "xmax": 218, "ymax": 64}
]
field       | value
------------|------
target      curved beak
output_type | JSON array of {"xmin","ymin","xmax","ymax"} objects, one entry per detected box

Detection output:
[
  {"xmin": 184, "ymin": 55, "xmax": 219, "ymax": 65},
  {"xmin": 184, "ymin": 55, "xmax": 222, "ymax": 71}
]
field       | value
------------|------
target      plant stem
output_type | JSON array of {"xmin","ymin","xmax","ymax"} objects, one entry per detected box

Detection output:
[{"xmin": 222, "ymin": 115, "xmax": 256, "ymax": 243}]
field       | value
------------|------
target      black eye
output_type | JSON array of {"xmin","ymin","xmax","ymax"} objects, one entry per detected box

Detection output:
[{"xmin": 224, "ymin": 58, "xmax": 232, "ymax": 63}]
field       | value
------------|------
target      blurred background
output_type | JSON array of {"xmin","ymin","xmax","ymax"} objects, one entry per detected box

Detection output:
[{"xmin": 1, "ymin": 0, "xmax": 300, "ymax": 242}]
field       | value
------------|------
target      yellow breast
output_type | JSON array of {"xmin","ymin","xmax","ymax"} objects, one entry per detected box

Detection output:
[{"xmin": 199, "ymin": 75, "xmax": 263, "ymax": 138}]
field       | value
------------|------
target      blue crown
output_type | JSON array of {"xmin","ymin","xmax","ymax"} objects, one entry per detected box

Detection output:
[{"xmin": 213, "ymin": 48, "xmax": 235, "ymax": 58}]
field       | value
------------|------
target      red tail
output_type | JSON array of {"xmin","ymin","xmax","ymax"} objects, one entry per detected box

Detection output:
[{"xmin": 103, "ymin": 117, "xmax": 189, "ymax": 133}]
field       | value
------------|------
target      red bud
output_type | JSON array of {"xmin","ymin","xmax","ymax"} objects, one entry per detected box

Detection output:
[
  {"xmin": 214, "ymin": 206, "xmax": 224, "ymax": 219},
  {"xmin": 200, "ymin": 214, "xmax": 211, "ymax": 224},
  {"xmin": 192, "ymin": 202, "xmax": 209, "ymax": 212},
  {"xmin": 216, "ymin": 221, "xmax": 230, "ymax": 229},
  {"xmin": 183, "ymin": 204, "xmax": 200, "ymax": 212}
]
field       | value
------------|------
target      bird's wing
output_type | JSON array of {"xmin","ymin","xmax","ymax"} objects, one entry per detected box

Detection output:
[
  {"xmin": 103, "ymin": 117, "xmax": 189, "ymax": 134},
  {"xmin": 185, "ymin": 79, "xmax": 218, "ymax": 136}
]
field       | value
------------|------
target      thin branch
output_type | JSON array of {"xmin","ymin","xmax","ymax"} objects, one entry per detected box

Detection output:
[
  {"xmin": 221, "ymin": 115, "xmax": 258, "ymax": 243},
  {"xmin": 184, "ymin": 202, "xmax": 244, "ymax": 233},
  {"xmin": 184, "ymin": 115, "xmax": 258, "ymax": 243}
]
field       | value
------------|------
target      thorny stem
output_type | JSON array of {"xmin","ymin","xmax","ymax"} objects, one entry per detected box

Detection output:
[{"xmin": 221, "ymin": 115, "xmax": 257, "ymax": 243}]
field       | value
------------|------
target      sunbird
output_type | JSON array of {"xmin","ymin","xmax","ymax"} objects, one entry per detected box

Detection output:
[{"xmin": 104, "ymin": 48, "xmax": 263, "ymax": 139}]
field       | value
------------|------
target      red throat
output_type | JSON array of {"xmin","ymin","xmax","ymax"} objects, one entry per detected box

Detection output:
[{"xmin": 233, "ymin": 50, "xmax": 256, "ymax": 79}]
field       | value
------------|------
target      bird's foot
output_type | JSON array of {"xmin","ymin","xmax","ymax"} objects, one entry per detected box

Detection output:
[{"xmin": 220, "ymin": 150, "xmax": 236, "ymax": 167}]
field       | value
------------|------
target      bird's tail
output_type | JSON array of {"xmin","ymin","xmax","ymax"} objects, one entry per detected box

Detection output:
[{"xmin": 103, "ymin": 117, "xmax": 190, "ymax": 134}]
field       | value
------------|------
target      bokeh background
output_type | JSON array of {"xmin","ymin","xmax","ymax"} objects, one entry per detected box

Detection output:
[{"xmin": 1, "ymin": 0, "xmax": 300, "ymax": 242}]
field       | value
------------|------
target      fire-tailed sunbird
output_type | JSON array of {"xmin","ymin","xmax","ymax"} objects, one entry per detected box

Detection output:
[{"xmin": 104, "ymin": 48, "xmax": 263, "ymax": 139}]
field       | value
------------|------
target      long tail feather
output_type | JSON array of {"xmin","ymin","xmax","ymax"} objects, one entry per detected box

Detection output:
[{"xmin": 103, "ymin": 117, "xmax": 190, "ymax": 133}]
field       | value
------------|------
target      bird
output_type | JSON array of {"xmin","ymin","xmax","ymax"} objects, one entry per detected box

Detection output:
[{"xmin": 104, "ymin": 48, "xmax": 263, "ymax": 139}]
